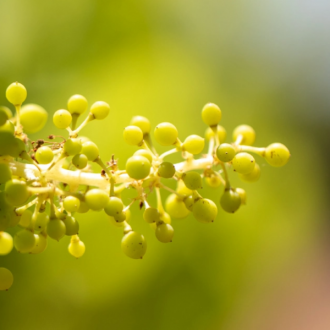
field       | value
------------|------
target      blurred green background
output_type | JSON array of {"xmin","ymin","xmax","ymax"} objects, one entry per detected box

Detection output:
[{"xmin": 1, "ymin": 1, "xmax": 330, "ymax": 329}]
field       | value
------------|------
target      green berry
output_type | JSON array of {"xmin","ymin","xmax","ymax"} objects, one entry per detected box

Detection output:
[
  {"xmin": 239, "ymin": 163, "xmax": 261, "ymax": 182},
  {"xmin": 0, "ymin": 107, "xmax": 9, "ymax": 126},
  {"xmin": 67, "ymin": 94, "xmax": 88, "ymax": 115},
  {"xmin": 0, "ymin": 231, "xmax": 13, "ymax": 255},
  {"xmin": 134, "ymin": 149, "xmax": 153, "ymax": 163},
  {"xmin": 63, "ymin": 196, "xmax": 81, "ymax": 213},
  {"xmin": 123, "ymin": 126, "xmax": 143, "ymax": 146},
  {"xmin": 205, "ymin": 125, "xmax": 226, "ymax": 143},
  {"xmin": 156, "ymin": 223, "xmax": 174, "ymax": 243},
  {"xmin": 205, "ymin": 176, "xmax": 222, "ymax": 188},
  {"xmin": 5, "ymin": 179, "xmax": 30, "ymax": 207},
  {"xmin": 183, "ymin": 135, "xmax": 205, "ymax": 154},
  {"xmin": 30, "ymin": 233, "xmax": 48, "ymax": 254},
  {"xmin": 0, "ymin": 120, "xmax": 15, "ymax": 134},
  {"xmin": 158, "ymin": 162, "xmax": 175, "ymax": 178},
  {"xmin": 165, "ymin": 194, "xmax": 190, "ymax": 219},
  {"xmin": 232, "ymin": 152, "xmax": 255, "ymax": 174},
  {"xmin": 63, "ymin": 215, "xmax": 79, "ymax": 236},
  {"xmin": 0, "ymin": 267, "xmax": 14, "ymax": 290},
  {"xmin": 104, "ymin": 197, "xmax": 124, "ymax": 217},
  {"xmin": 154, "ymin": 122, "xmax": 178, "ymax": 146},
  {"xmin": 182, "ymin": 171, "xmax": 202, "ymax": 190},
  {"xmin": 216, "ymin": 143, "xmax": 236, "ymax": 162},
  {"xmin": 72, "ymin": 154, "xmax": 88, "ymax": 169},
  {"xmin": 53, "ymin": 109, "xmax": 72, "ymax": 129},
  {"xmin": 233, "ymin": 125, "xmax": 255, "ymax": 145},
  {"xmin": 85, "ymin": 189, "xmax": 109, "ymax": 211},
  {"xmin": 143, "ymin": 207, "xmax": 160, "ymax": 223},
  {"xmin": 64, "ymin": 138, "xmax": 82, "ymax": 156},
  {"xmin": 34, "ymin": 212, "xmax": 49, "ymax": 232},
  {"xmin": 183, "ymin": 195, "xmax": 195, "ymax": 211},
  {"xmin": 201, "ymin": 103, "xmax": 222, "ymax": 127},
  {"xmin": 6, "ymin": 82, "xmax": 27, "ymax": 105},
  {"xmin": 14, "ymin": 229, "xmax": 36, "ymax": 253},
  {"xmin": 192, "ymin": 198, "xmax": 218, "ymax": 223},
  {"xmin": 77, "ymin": 201, "xmax": 89, "ymax": 213},
  {"xmin": 121, "ymin": 231, "xmax": 147, "ymax": 259},
  {"xmin": 20, "ymin": 104, "xmax": 48, "ymax": 133},
  {"xmin": 130, "ymin": 115, "xmax": 151, "ymax": 134},
  {"xmin": 35, "ymin": 146, "xmax": 54, "ymax": 164},
  {"xmin": 0, "ymin": 163, "xmax": 12, "ymax": 184},
  {"xmin": 81, "ymin": 141, "xmax": 99, "ymax": 161},
  {"xmin": 220, "ymin": 189, "xmax": 241, "ymax": 213},
  {"xmin": 18, "ymin": 209, "xmax": 32, "ymax": 228},
  {"xmin": 126, "ymin": 155, "xmax": 151, "ymax": 180},
  {"xmin": 235, "ymin": 188, "xmax": 246, "ymax": 205},
  {"xmin": 264, "ymin": 143, "xmax": 290, "ymax": 167},
  {"xmin": 47, "ymin": 219, "xmax": 66, "ymax": 241},
  {"xmin": 90, "ymin": 101, "xmax": 110, "ymax": 120},
  {"xmin": 0, "ymin": 106, "xmax": 12, "ymax": 120},
  {"xmin": 68, "ymin": 236, "xmax": 85, "ymax": 258}
]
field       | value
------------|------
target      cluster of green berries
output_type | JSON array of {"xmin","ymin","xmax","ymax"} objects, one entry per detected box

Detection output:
[{"xmin": 0, "ymin": 82, "xmax": 290, "ymax": 290}]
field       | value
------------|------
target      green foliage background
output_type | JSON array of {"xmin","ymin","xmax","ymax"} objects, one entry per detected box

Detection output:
[{"xmin": 0, "ymin": 1, "xmax": 329, "ymax": 329}]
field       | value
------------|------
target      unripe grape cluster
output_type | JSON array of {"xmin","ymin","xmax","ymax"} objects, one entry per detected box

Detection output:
[{"xmin": 0, "ymin": 83, "xmax": 290, "ymax": 290}]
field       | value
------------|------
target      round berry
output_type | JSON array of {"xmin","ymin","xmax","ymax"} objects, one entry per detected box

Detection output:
[
  {"xmin": 6, "ymin": 82, "xmax": 27, "ymax": 105},
  {"xmin": 216, "ymin": 143, "xmax": 236, "ymax": 162},
  {"xmin": 35, "ymin": 146, "xmax": 54, "ymax": 164},
  {"xmin": 201, "ymin": 103, "xmax": 222, "ymax": 127},
  {"xmin": 81, "ymin": 141, "xmax": 99, "ymax": 161},
  {"xmin": 63, "ymin": 196, "xmax": 81, "ymax": 213},
  {"xmin": 205, "ymin": 125, "xmax": 226, "ymax": 143},
  {"xmin": 0, "ymin": 267, "xmax": 14, "ymax": 290},
  {"xmin": 53, "ymin": 109, "xmax": 72, "ymax": 129},
  {"xmin": 143, "ymin": 207, "xmax": 160, "ymax": 223},
  {"xmin": 14, "ymin": 229, "xmax": 36, "ymax": 253},
  {"xmin": 235, "ymin": 188, "xmax": 246, "ymax": 205},
  {"xmin": 183, "ymin": 135, "xmax": 205, "ymax": 154},
  {"xmin": 233, "ymin": 125, "xmax": 255, "ymax": 145},
  {"xmin": 123, "ymin": 126, "xmax": 143, "ymax": 146},
  {"xmin": 104, "ymin": 197, "xmax": 124, "ymax": 217},
  {"xmin": 205, "ymin": 176, "xmax": 222, "ymax": 188},
  {"xmin": 156, "ymin": 223, "xmax": 174, "ymax": 243},
  {"xmin": 134, "ymin": 149, "xmax": 153, "ymax": 163},
  {"xmin": 5, "ymin": 179, "xmax": 30, "ymax": 207},
  {"xmin": 90, "ymin": 101, "xmax": 110, "ymax": 120},
  {"xmin": 154, "ymin": 122, "xmax": 178, "ymax": 146},
  {"xmin": 67, "ymin": 94, "xmax": 88, "ymax": 115},
  {"xmin": 64, "ymin": 138, "xmax": 82, "ymax": 156},
  {"xmin": 232, "ymin": 152, "xmax": 255, "ymax": 174},
  {"xmin": 239, "ymin": 163, "xmax": 261, "ymax": 182},
  {"xmin": 0, "ymin": 163, "xmax": 12, "ymax": 184},
  {"xmin": 264, "ymin": 143, "xmax": 290, "ymax": 167},
  {"xmin": 0, "ymin": 231, "xmax": 13, "ymax": 255},
  {"xmin": 220, "ymin": 189, "xmax": 241, "ymax": 213},
  {"xmin": 121, "ymin": 231, "xmax": 147, "ymax": 259},
  {"xmin": 182, "ymin": 171, "xmax": 202, "ymax": 190},
  {"xmin": 126, "ymin": 155, "xmax": 151, "ymax": 180},
  {"xmin": 31, "ymin": 233, "xmax": 48, "ymax": 254},
  {"xmin": 68, "ymin": 237, "xmax": 85, "ymax": 258},
  {"xmin": 47, "ymin": 219, "xmax": 66, "ymax": 241},
  {"xmin": 72, "ymin": 154, "xmax": 88, "ymax": 169},
  {"xmin": 63, "ymin": 216, "xmax": 79, "ymax": 236},
  {"xmin": 0, "ymin": 107, "xmax": 9, "ymax": 126},
  {"xmin": 130, "ymin": 115, "xmax": 151, "ymax": 134},
  {"xmin": 192, "ymin": 198, "xmax": 218, "ymax": 223},
  {"xmin": 165, "ymin": 194, "xmax": 190, "ymax": 219},
  {"xmin": 20, "ymin": 104, "xmax": 48, "ymax": 133},
  {"xmin": 158, "ymin": 162, "xmax": 175, "ymax": 178},
  {"xmin": 85, "ymin": 189, "xmax": 109, "ymax": 211}
]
